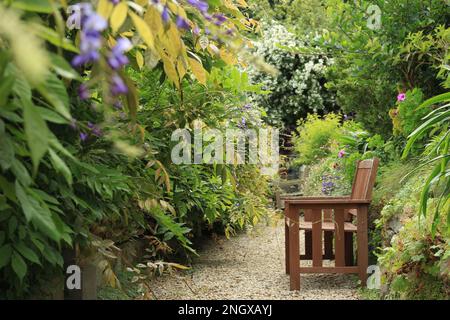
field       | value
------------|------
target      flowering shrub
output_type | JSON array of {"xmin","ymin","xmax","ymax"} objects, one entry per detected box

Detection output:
[
  {"xmin": 0, "ymin": 0, "xmax": 271, "ymax": 298},
  {"xmin": 248, "ymin": 23, "xmax": 337, "ymax": 127}
]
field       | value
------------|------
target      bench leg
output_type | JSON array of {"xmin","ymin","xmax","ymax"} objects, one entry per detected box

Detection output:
[
  {"xmin": 288, "ymin": 205, "xmax": 300, "ymax": 290},
  {"xmin": 285, "ymin": 213, "xmax": 290, "ymax": 275},
  {"xmin": 357, "ymin": 206, "xmax": 369, "ymax": 286},
  {"xmin": 324, "ymin": 231, "xmax": 333, "ymax": 259},
  {"xmin": 345, "ymin": 232, "xmax": 354, "ymax": 266}
]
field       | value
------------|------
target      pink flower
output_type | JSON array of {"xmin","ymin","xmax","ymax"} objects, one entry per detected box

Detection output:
[
  {"xmin": 338, "ymin": 150, "xmax": 346, "ymax": 158},
  {"xmin": 397, "ymin": 93, "xmax": 406, "ymax": 102}
]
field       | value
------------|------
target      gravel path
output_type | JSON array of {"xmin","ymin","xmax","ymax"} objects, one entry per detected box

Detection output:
[{"xmin": 148, "ymin": 218, "xmax": 360, "ymax": 300}]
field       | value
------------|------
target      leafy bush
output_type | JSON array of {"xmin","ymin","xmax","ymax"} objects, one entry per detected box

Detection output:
[
  {"xmin": 248, "ymin": 23, "xmax": 337, "ymax": 128},
  {"xmin": 0, "ymin": 0, "xmax": 272, "ymax": 298},
  {"xmin": 293, "ymin": 113, "xmax": 342, "ymax": 165},
  {"xmin": 323, "ymin": 0, "xmax": 450, "ymax": 136}
]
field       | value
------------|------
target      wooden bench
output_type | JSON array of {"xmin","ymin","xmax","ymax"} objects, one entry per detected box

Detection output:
[{"xmin": 283, "ymin": 158, "xmax": 379, "ymax": 290}]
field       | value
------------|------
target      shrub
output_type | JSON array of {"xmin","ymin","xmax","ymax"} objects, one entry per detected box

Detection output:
[
  {"xmin": 248, "ymin": 23, "xmax": 337, "ymax": 128},
  {"xmin": 293, "ymin": 113, "xmax": 342, "ymax": 165}
]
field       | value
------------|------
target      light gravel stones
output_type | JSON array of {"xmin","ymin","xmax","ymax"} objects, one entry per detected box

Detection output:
[{"xmin": 148, "ymin": 219, "xmax": 360, "ymax": 300}]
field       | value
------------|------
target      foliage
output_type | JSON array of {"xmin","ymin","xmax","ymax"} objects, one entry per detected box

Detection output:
[
  {"xmin": 248, "ymin": 23, "xmax": 337, "ymax": 128},
  {"xmin": 403, "ymin": 92, "xmax": 450, "ymax": 236},
  {"xmin": 377, "ymin": 217, "xmax": 449, "ymax": 300},
  {"xmin": 323, "ymin": 0, "xmax": 450, "ymax": 136},
  {"xmin": 293, "ymin": 113, "xmax": 341, "ymax": 165},
  {"xmin": 0, "ymin": 0, "xmax": 272, "ymax": 298},
  {"xmin": 294, "ymin": 113, "xmax": 386, "ymax": 196},
  {"xmin": 250, "ymin": 0, "xmax": 330, "ymax": 36}
]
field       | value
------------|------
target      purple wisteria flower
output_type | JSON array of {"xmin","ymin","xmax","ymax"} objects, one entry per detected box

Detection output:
[
  {"xmin": 78, "ymin": 84, "xmax": 90, "ymax": 100},
  {"xmin": 397, "ymin": 93, "xmax": 406, "ymax": 102},
  {"xmin": 108, "ymin": 37, "xmax": 132, "ymax": 70},
  {"xmin": 88, "ymin": 123, "xmax": 102, "ymax": 137},
  {"xmin": 79, "ymin": 132, "xmax": 88, "ymax": 142},
  {"xmin": 225, "ymin": 28, "xmax": 234, "ymax": 36},
  {"xmin": 321, "ymin": 174, "xmax": 335, "ymax": 195},
  {"xmin": 213, "ymin": 13, "xmax": 227, "ymax": 26},
  {"xmin": 161, "ymin": 6, "xmax": 170, "ymax": 23},
  {"xmin": 187, "ymin": 0, "xmax": 209, "ymax": 13},
  {"xmin": 237, "ymin": 117, "xmax": 246, "ymax": 129},
  {"xmin": 176, "ymin": 15, "xmax": 190, "ymax": 30},
  {"xmin": 71, "ymin": 4, "xmax": 107, "ymax": 67},
  {"xmin": 110, "ymin": 74, "xmax": 128, "ymax": 96},
  {"xmin": 193, "ymin": 26, "xmax": 201, "ymax": 35}
]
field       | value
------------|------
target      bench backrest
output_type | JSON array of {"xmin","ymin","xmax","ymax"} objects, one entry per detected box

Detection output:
[{"xmin": 350, "ymin": 158, "xmax": 379, "ymax": 200}]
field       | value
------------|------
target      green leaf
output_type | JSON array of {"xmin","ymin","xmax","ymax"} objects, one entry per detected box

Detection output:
[
  {"xmin": 15, "ymin": 181, "xmax": 61, "ymax": 242},
  {"xmin": 15, "ymin": 181, "xmax": 35, "ymax": 222},
  {"xmin": 11, "ymin": 251, "xmax": 27, "ymax": 282},
  {"xmin": 0, "ymin": 244, "xmax": 12, "ymax": 269},
  {"xmin": 23, "ymin": 98, "xmax": 50, "ymax": 172},
  {"xmin": 49, "ymin": 149, "xmax": 73, "ymax": 185},
  {"xmin": 0, "ymin": 133, "xmax": 15, "ymax": 170},
  {"xmin": 14, "ymin": 242, "xmax": 41, "ymax": 265},
  {"xmin": 0, "ymin": 75, "xmax": 15, "ymax": 107},
  {"xmin": 37, "ymin": 72, "xmax": 70, "ymax": 119},
  {"xmin": 36, "ymin": 106, "xmax": 69, "ymax": 124},
  {"xmin": 121, "ymin": 73, "xmax": 138, "ymax": 121},
  {"xmin": 11, "ymin": 159, "xmax": 32, "ymax": 186},
  {"xmin": 7, "ymin": 64, "xmax": 31, "ymax": 101},
  {"xmin": 31, "ymin": 24, "xmax": 78, "ymax": 53},
  {"xmin": 416, "ymin": 92, "xmax": 450, "ymax": 110},
  {"xmin": 50, "ymin": 53, "xmax": 81, "ymax": 80},
  {"xmin": 11, "ymin": 0, "xmax": 55, "ymax": 13}
]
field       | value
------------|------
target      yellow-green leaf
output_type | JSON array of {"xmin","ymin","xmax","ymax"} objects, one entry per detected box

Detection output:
[
  {"xmin": 161, "ymin": 56, "xmax": 179, "ymax": 89},
  {"xmin": 110, "ymin": 1, "xmax": 128, "ymax": 33},
  {"xmin": 188, "ymin": 57, "xmax": 207, "ymax": 85},
  {"xmin": 97, "ymin": 0, "xmax": 114, "ymax": 19},
  {"xmin": 129, "ymin": 11, "xmax": 155, "ymax": 51},
  {"xmin": 136, "ymin": 51, "xmax": 144, "ymax": 69}
]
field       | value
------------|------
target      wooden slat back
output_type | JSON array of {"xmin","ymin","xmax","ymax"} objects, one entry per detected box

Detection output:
[{"xmin": 350, "ymin": 158, "xmax": 379, "ymax": 200}]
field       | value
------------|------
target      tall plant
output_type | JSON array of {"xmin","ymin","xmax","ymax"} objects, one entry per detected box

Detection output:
[{"xmin": 403, "ymin": 92, "xmax": 450, "ymax": 235}]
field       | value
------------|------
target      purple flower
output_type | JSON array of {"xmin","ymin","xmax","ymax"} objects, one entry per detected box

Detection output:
[
  {"xmin": 203, "ymin": 13, "xmax": 212, "ymax": 21},
  {"xmin": 225, "ymin": 28, "xmax": 234, "ymax": 36},
  {"xmin": 243, "ymin": 103, "xmax": 252, "ymax": 110},
  {"xmin": 108, "ymin": 37, "xmax": 132, "ymax": 70},
  {"xmin": 71, "ymin": 11, "xmax": 107, "ymax": 67},
  {"xmin": 110, "ymin": 74, "xmax": 128, "ymax": 96},
  {"xmin": 238, "ymin": 117, "xmax": 246, "ymax": 129},
  {"xmin": 193, "ymin": 26, "xmax": 201, "ymax": 35},
  {"xmin": 79, "ymin": 132, "xmax": 88, "ymax": 142},
  {"xmin": 187, "ymin": 0, "xmax": 208, "ymax": 13},
  {"xmin": 176, "ymin": 15, "xmax": 190, "ymax": 30},
  {"xmin": 87, "ymin": 121, "xmax": 94, "ymax": 129},
  {"xmin": 83, "ymin": 13, "xmax": 108, "ymax": 31},
  {"xmin": 78, "ymin": 84, "xmax": 90, "ymax": 100},
  {"xmin": 397, "ymin": 93, "xmax": 406, "ymax": 102},
  {"xmin": 161, "ymin": 6, "xmax": 170, "ymax": 23},
  {"xmin": 110, "ymin": 0, "xmax": 120, "ymax": 5},
  {"xmin": 338, "ymin": 150, "xmax": 346, "ymax": 158},
  {"xmin": 213, "ymin": 13, "xmax": 227, "ymax": 26}
]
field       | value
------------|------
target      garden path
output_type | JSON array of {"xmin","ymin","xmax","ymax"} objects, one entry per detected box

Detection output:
[{"xmin": 147, "ymin": 218, "xmax": 360, "ymax": 300}]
